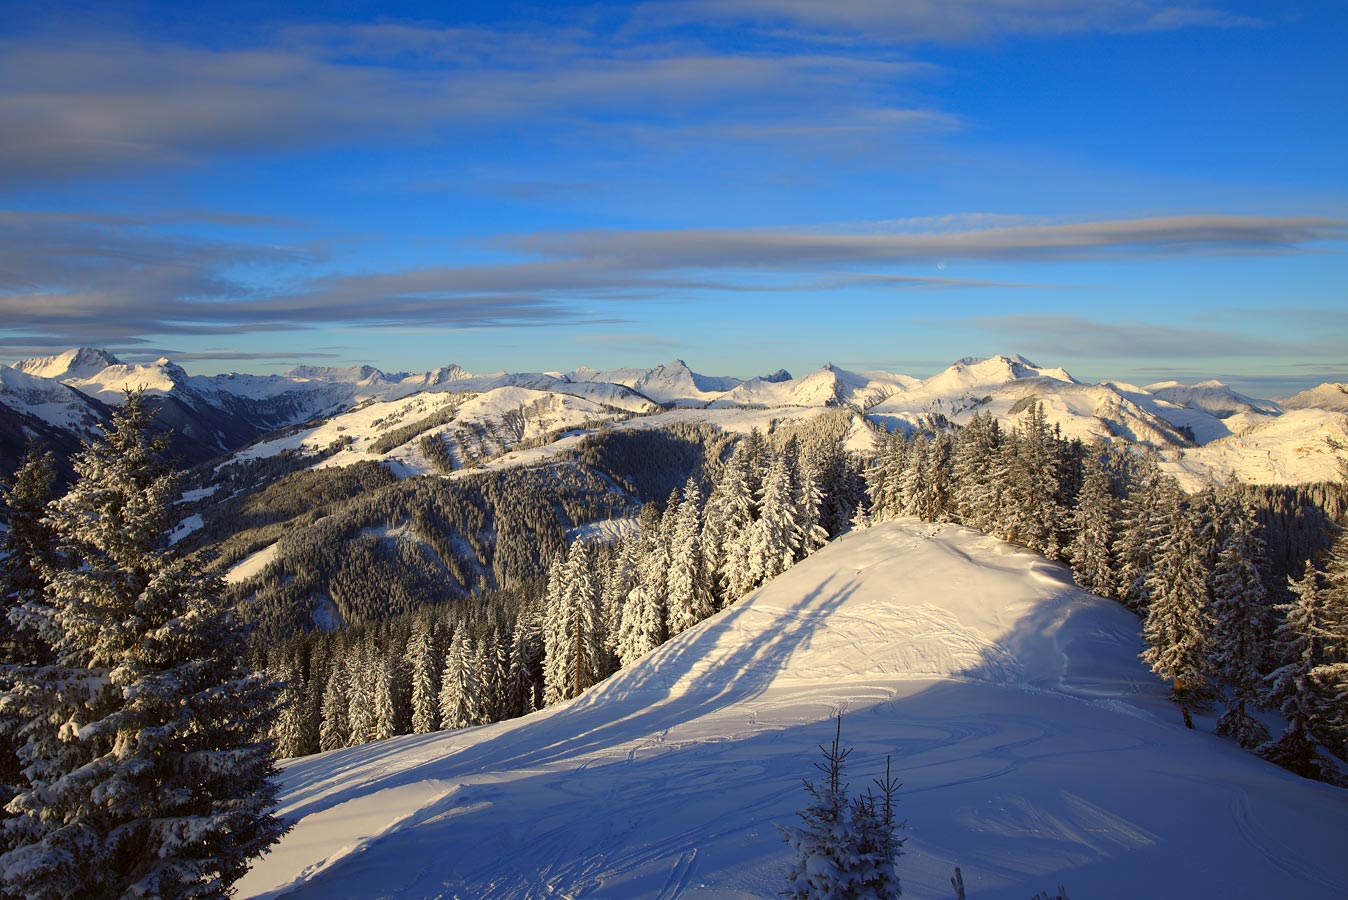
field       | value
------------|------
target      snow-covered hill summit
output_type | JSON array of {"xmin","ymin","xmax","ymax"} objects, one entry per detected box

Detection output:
[
  {"xmin": 237, "ymin": 521, "xmax": 1348, "ymax": 900},
  {"xmin": 1282, "ymin": 382, "xmax": 1348, "ymax": 413}
]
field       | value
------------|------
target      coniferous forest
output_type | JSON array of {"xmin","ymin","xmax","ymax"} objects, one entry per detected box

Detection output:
[{"xmin": 230, "ymin": 404, "xmax": 1347, "ymax": 784}]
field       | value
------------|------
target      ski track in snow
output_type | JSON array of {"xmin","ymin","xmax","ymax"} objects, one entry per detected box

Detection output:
[{"xmin": 237, "ymin": 522, "xmax": 1348, "ymax": 900}]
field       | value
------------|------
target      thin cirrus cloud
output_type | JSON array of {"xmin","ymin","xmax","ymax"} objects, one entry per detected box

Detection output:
[
  {"xmin": 503, "ymin": 216, "xmax": 1348, "ymax": 268},
  {"xmin": 638, "ymin": 0, "xmax": 1264, "ymax": 43},
  {"xmin": 967, "ymin": 314, "xmax": 1342, "ymax": 360},
  {"xmin": 1, "ymin": 210, "xmax": 1342, "ymax": 348},
  {"xmin": 0, "ymin": 22, "xmax": 940, "ymax": 185}
]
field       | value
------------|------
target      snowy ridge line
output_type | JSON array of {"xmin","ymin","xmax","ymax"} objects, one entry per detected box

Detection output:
[{"xmin": 8, "ymin": 348, "xmax": 1347, "ymax": 489}]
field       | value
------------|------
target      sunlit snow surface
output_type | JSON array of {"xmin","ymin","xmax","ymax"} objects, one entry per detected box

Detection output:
[{"xmin": 238, "ymin": 522, "xmax": 1348, "ymax": 900}]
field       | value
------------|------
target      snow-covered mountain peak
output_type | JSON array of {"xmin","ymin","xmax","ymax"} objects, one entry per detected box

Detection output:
[
  {"xmin": 1281, "ymin": 382, "xmax": 1348, "ymax": 413},
  {"xmin": 404, "ymin": 364, "xmax": 473, "ymax": 388},
  {"xmin": 154, "ymin": 358, "xmax": 189, "ymax": 380},
  {"xmin": 286, "ymin": 363, "xmax": 387, "ymax": 383},
  {"xmin": 14, "ymin": 347, "xmax": 122, "ymax": 381},
  {"xmin": 64, "ymin": 357, "xmax": 193, "ymax": 403},
  {"xmin": 923, "ymin": 354, "xmax": 1076, "ymax": 395},
  {"xmin": 1143, "ymin": 380, "xmax": 1281, "ymax": 419},
  {"xmin": 715, "ymin": 363, "xmax": 910, "ymax": 410}
]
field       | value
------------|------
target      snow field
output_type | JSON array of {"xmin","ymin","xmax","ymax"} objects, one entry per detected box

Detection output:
[
  {"xmin": 237, "ymin": 521, "xmax": 1348, "ymax": 900},
  {"xmin": 225, "ymin": 542, "xmax": 281, "ymax": 585}
]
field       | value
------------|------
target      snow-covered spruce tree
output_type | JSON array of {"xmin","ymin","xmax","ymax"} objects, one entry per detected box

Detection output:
[
  {"xmin": 819, "ymin": 439, "xmax": 862, "ymax": 538},
  {"xmin": 1258, "ymin": 566, "xmax": 1345, "ymax": 783},
  {"xmin": 562, "ymin": 539, "xmax": 605, "ymax": 699},
  {"xmin": 475, "ymin": 631, "xmax": 509, "ymax": 726},
  {"xmin": 913, "ymin": 431, "xmax": 955, "ymax": 524},
  {"xmin": 1140, "ymin": 483, "xmax": 1213, "ymax": 727},
  {"xmin": 952, "ymin": 412, "xmax": 1003, "ymax": 534},
  {"xmin": 0, "ymin": 448, "xmax": 57, "ymax": 663},
  {"xmin": 506, "ymin": 609, "xmax": 543, "ymax": 718},
  {"xmin": 372, "ymin": 657, "xmax": 402, "ymax": 741},
  {"xmin": 439, "ymin": 629, "xmax": 476, "ymax": 729},
  {"xmin": 544, "ymin": 540, "xmax": 606, "ymax": 703},
  {"xmin": 1313, "ymin": 527, "xmax": 1348, "ymax": 757},
  {"xmin": 868, "ymin": 430, "xmax": 907, "ymax": 523},
  {"xmin": 1113, "ymin": 456, "xmax": 1168, "ymax": 612},
  {"xmin": 1209, "ymin": 495, "xmax": 1272, "ymax": 748},
  {"xmin": 0, "ymin": 448, "xmax": 58, "ymax": 811},
  {"xmin": 318, "ymin": 663, "xmax": 351, "ymax": 751},
  {"xmin": 710, "ymin": 446, "xmax": 758, "ymax": 605},
  {"xmin": 796, "ymin": 457, "xmax": 830, "ymax": 558},
  {"xmin": 600, "ymin": 534, "xmax": 639, "ymax": 663},
  {"xmin": 618, "ymin": 506, "xmax": 671, "ymax": 667},
  {"xmin": 740, "ymin": 429, "xmax": 768, "ymax": 502},
  {"xmin": 0, "ymin": 391, "xmax": 285, "ymax": 900},
  {"xmin": 1067, "ymin": 447, "xmax": 1118, "ymax": 598},
  {"xmin": 406, "ymin": 618, "xmax": 441, "ymax": 734},
  {"xmin": 749, "ymin": 451, "xmax": 800, "ymax": 588},
  {"xmin": 345, "ymin": 650, "xmax": 376, "ymax": 745},
  {"xmin": 1002, "ymin": 402, "xmax": 1064, "ymax": 558},
  {"xmin": 270, "ymin": 660, "xmax": 309, "ymax": 760},
  {"xmin": 846, "ymin": 756, "xmax": 903, "ymax": 900},
  {"xmin": 666, "ymin": 480, "xmax": 713, "ymax": 637},
  {"xmin": 898, "ymin": 432, "xmax": 927, "ymax": 518},
  {"xmin": 780, "ymin": 717, "xmax": 902, "ymax": 900}
]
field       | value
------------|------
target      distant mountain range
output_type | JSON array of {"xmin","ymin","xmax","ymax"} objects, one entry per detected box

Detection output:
[{"xmin": 3, "ymin": 348, "xmax": 1344, "ymax": 489}]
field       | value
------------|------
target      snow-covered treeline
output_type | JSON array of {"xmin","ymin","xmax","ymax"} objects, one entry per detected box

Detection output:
[
  {"xmin": 261, "ymin": 419, "xmax": 867, "ymax": 757},
  {"xmin": 862, "ymin": 403, "xmax": 1348, "ymax": 780}
]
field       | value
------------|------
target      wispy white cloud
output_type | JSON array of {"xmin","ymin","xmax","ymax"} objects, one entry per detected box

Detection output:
[
  {"xmin": 2, "ymin": 210, "xmax": 1340, "ymax": 350},
  {"xmin": 0, "ymin": 22, "xmax": 943, "ymax": 185},
  {"xmin": 636, "ymin": 0, "xmax": 1263, "ymax": 44},
  {"xmin": 968, "ymin": 313, "xmax": 1344, "ymax": 359},
  {"xmin": 504, "ymin": 215, "xmax": 1347, "ymax": 267}
]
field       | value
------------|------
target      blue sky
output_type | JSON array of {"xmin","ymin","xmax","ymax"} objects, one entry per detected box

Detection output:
[{"xmin": 1, "ymin": 0, "xmax": 1344, "ymax": 396}]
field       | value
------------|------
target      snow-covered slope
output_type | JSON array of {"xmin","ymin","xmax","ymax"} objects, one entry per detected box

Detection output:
[
  {"xmin": 237, "ymin": 521, "xmax": 1348, "ymax": 900},
  {"xmin": 1141, "ymin": 380, "xmax": 1282, "ymax": 442},
  {"xmin": 1282, "ymin": 383, "xmax": 1348, "ymax": 413},
  {"xmin": 0, "ymin": 364, "xmax": 106, "ymax": 435},
  {"xmin": 1159, "ymin": 408, "xmax": 1348, "ymax": 491},
  {"xmin": 230, "ymin": 384, "xmax": 643, "ymax": 478},
  {"xmin": 1145, "ymin": 379, "xmax": 1281, "ymax": 419}
]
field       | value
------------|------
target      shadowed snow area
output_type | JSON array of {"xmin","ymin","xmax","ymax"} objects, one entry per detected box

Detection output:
[{"xmin": 238, "ymin": 521, "xmax": 1348, "ymax": 900}]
